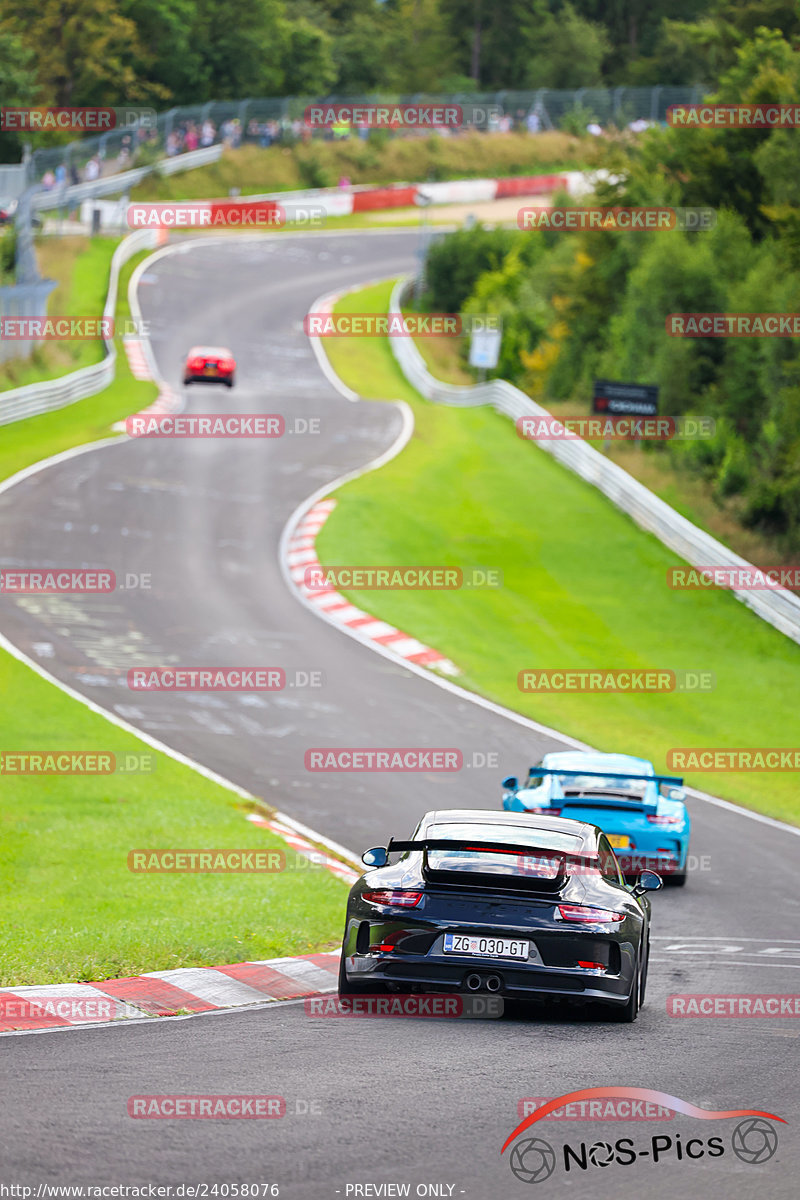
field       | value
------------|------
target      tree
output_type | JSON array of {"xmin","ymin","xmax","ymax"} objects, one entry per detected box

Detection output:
[
  {"xmin": 2, "ymin": 0, "xmax": 143, "ymax": 105},
  {"xmin": 282, "ymin": 18, "xmax": 338, "ymax": 96},
  {"xmin": 0, "ymin": 29, "xmax": 39, "ymax": 160},
  {"xmin": 524, "ymin": 3, "xmax": 610, "ymax": 89}
]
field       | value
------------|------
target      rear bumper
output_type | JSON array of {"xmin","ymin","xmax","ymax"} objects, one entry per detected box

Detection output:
[
  {"xmin": 184, "ymin": 371, "xmax": 234, "ymax": 384},
  {"xmin": 343, "ymin": 952, "xmax": 635, "ymax": 1005},
  {"xmin": 615, "ymin": 845, "xmax": 688, "ymax": 875}
]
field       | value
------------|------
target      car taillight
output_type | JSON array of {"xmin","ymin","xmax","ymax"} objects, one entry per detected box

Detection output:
[
  {"xmin": 524, "ymin": 807, "xmax": 561, "ymax": 816},
  {"xmin": 219, "ymin": 357, "xmax": 235, "ymax": 371},
  {"xmin": 558, "ymin": 904, "xmax": 624, "ymax": 923},
  {"xmin": 362, "ymin": 890, "xmax": 423, "ymax": 908},
  {"xmin": 189, "ymin": 357, "xmax": 204, "ymax": 370},
  {"xmin": 646, "ymin": 814, "xmax": 683, "ymax": 825},
  {"xmin": 578, "ymin": 960, "xmax": 607, "ymax": 971}
]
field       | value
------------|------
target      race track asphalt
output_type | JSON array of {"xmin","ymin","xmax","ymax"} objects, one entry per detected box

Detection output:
[{"xmin": 1, "ymin": 230, "xmax": 797, "ymax": 1198}]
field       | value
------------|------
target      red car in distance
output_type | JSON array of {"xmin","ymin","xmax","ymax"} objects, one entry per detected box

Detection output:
[{"xmin": 183, "ymin": 345, "xmax": 235, "ymax": 388}]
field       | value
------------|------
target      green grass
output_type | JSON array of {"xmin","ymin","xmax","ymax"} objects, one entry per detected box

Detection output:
[
  {"xmin": 0, "ymin": 238, "xmax": 118, "ymax": 392},
  {"xmin": 317, "ymin": 280, "xmax": 800, "ymax": 826},
  {"xmin": 132, "ymin": 132, "xmax": 591, "ymax": 201},
  {"xmin": 0, "ymin": 247, "xmax": 347, "ymax": 988},
  {"xmin": 0, "ymin": 668, "xmax": 345, "ymax": 986},
  {"xmin": 0, "ymin": 252, "xmax": 158, "ymax": 482}
]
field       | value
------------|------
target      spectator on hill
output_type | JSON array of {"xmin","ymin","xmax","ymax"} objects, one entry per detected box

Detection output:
[{"xmin": 200, "ymin": 119, "xmax": 216, "ymax": 147}]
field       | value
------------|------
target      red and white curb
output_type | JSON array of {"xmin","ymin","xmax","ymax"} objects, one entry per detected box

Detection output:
[
  {"xmin": 0, "ymin": 952, "xmax": 340, "ymax": 1033},
  {"xmin": 245, "ymin": 812, "xmax": 360, "ymax": 884},
  {"xmin": 124, "ymin": 337, "xmax": 151, "ymax": 380},
  {"xmin": 114, "ymin": 338, "xmax": 181, "ymax": 430},
  {"xmin": 286, "ymin": 498, "xmax": 459, "ymax": 675}
]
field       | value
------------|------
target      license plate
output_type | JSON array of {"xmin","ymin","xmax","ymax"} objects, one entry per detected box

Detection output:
[
  {"xmin": 607, "ymin": 835, "xmax": 631, "ymax": 848},
  {"xmin": 205, "ymin": 364, "xmax": 218, "ymax": 375},
  {"xmin": 443, "ymin": 934, "xmax": 528, "ymax": 960}
]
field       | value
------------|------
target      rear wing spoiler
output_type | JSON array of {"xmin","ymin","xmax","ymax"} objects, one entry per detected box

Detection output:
[
  {"xmin": 385, "ymin": 837, "xmax": 593, "ymax": 890},
  {"xmin": 524, "ymin": 767, "xmax": 684, "ymax": 788},
  {"xmin": 386, "ymin": 837, "xmax": 575, "ymax": 857}
]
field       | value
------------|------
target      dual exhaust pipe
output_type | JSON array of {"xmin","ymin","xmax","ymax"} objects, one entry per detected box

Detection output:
[{"xmin": 465, "ymin": 972, "xmax": 502, "ymax": 993}]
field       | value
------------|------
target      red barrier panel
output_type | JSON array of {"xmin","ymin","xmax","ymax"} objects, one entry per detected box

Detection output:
[
  {"xmin": 352, "ymin": 186, "xmax": 419, "ymax": 212},
  {"xmin": 495, "ymin": 175, "xmax": 569, "ymax": 198}
]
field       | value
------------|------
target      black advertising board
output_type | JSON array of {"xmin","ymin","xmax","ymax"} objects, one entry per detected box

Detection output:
[{"xmin": 593, "ymin": 379, "xmax": 659, "ymax": 417}]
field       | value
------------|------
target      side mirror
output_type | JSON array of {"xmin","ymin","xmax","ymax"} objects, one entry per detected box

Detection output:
[
  {"xmin": 361, "ymin": 846, "xmax": 388, "ymax": 868},
  {"xmin": 502, "ymin": 776, "xmax": 519, "ymax": 792},
  {"xmin": 633, "ymin": 869, "xmax": 663, "ymax": 896}
]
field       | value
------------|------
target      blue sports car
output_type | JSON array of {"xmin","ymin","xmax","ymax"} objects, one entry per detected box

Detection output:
[{"xmin": 502, "ymin": 750, "xmax": 691, "ymax": 886}]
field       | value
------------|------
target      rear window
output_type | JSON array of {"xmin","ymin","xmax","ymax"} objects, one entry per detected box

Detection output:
[
  {"xmin": 425, "ymin": 823, "xmax": 581, "ymax": 878},
  {"xmin": 427, "ymin": 823, "xmax": 581, "ymax": 852}
]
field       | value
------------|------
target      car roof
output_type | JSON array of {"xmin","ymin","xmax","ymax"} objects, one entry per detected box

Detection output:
[
  {"xmin": 187, "ymin": 345, "xmax": 233, "ymax": 357},
  {"xmin": 419, "ymin": 809, "xmax": 598, "ymax": 849}
]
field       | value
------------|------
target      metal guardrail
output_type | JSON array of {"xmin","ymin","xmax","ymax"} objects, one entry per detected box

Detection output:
[
  {"xmin": 389, "ymin": 277, "xmax": 800, "ymax": 647},
  {"xmin": 31, "ymin": 144, "xmax": 223, "ymax": 212},
  {"xmin": 0, "ymin": 228, "xmax": 162, "ymax": 426}
]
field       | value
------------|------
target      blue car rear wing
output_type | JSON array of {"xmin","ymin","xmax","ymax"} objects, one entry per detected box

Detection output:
[{"xmin": 524, "ymin": 767, "xmax": 684, "ymax": 788}]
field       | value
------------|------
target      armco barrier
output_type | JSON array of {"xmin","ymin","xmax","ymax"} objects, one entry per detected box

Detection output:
[
  {"xmin": 30, "ymin": 145, "xmax": 223, "ymax": 213},
  {"xmin": 0, "ymin": 228, "xmax": 163, "ymax": 427},
  {"xmin": 389, "ymin": 277, "xmax": 800, "ymax": 647}
]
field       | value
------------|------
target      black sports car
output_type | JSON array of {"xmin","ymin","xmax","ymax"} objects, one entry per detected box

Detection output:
[{"xmin": 338, "ymin": 809, "xmax": 662, "ymax": 1021}]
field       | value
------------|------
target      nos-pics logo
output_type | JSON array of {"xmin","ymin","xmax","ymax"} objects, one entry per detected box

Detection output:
[{"xmin": 502, "ymin": 1088, "xmax": 783, "ymax": 1183}]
